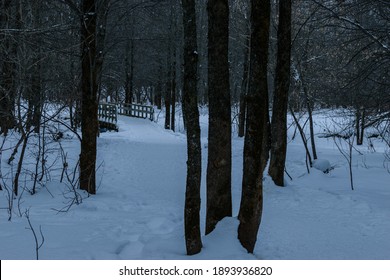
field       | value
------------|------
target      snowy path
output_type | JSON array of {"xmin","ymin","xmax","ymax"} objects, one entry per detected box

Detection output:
[
  {"xmin": 52, "ymin": 116, "xmax": 191, "ymax": 259},
  {"xmin": 94, "ymin": 117, "xmax": 189, "ymax": 259},
  {"xmin": 0, "ymin": 117, "xmax": 187, "ymax": 259}
]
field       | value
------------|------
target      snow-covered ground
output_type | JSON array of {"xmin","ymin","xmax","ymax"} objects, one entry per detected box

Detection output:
[{"xmin": 0, "ymin": 109, "xmax": 389, "ymax": 259}]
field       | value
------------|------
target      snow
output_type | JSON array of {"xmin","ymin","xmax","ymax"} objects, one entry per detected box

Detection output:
[
  {"xmin": 313, "ymin": 159, "xmax": 332, "ymax": 173},
  {"xmin": 0, "ymin": 110, "xmax": 389, "ymax": 260}
]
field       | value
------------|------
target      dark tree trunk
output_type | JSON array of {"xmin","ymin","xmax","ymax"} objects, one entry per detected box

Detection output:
[
  {"xmin": 69, "ymin": 100, "xmax": 74, "ymax": 129},
  {"xmin": 30, "ymin": 2, "xmax": 43, "ymax": 134},
  {"xmin": 206, "ymin": 0, "xmax": 232, "ymax": 235},
  {"xmin": 31, "ymin": 59, "xmax": 42, "ymax": 134},
  {"xmin": 150, "ymin": 86, "xmax": 155, "ymax": 106},
  {"xmin": 238, "ymin": 0, "xmax": 271, "ymax": 254},
  {"xmin": 171, "ymin": 48, "xmax": 176, "ymax": 132},
  {"xmin": 75, "ymin": 99, "xmax": 82, "ymax": 129},
  {"xmin": 136, "ymin": 88, "xmax": 141, "ymax": 104},
  {"xmin": 356, "ymin": 106, "xmax": 365, "ymax": 145},
  {"xmin": 181, "ymin": 0, "xmax": 202, "ymax": 256},
  {"xmin": 238, "ymin": 33, "xmax": 250, "ymax": 138},
  {"xmin": 79, "ymin": 0, "xmax": 100, "ymax": 195},
  {"xmin": 269, "ymin": 0, "xmax": 292, "ymax": 187},
  {"xmin": 165, "ymin": 37, "xmax": 172, "ymax": 130},
  {"xmin": 165, "ymin": 60, "xmax": 172, "ymax": 130},
  {"xmin": 305, "ymin": 88, "xmax": 317, "ymax": 160},
  {"xmin": 356, "ymin": 107, "xmax": 361, "ymax": 145},
  {"xmin": 156, "ymin": 65, "xmax": 163, "ymax": 109},
  {"xmin": 13, "ymin": 133, "xmax": 28, "ymax": 197},
  {"xmin": 359, "ymin": 108, "xmax": 365, "ymax": 145},
  {"xmin": 125, "ymin": 39, "xmax": 134, "ymax": 104},
  {"xmin": 69, "ymin": 61, "xmax": 79, "ymax": 130}
]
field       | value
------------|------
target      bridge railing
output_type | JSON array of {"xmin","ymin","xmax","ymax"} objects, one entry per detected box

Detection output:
[
  {"xmin": 98, "ymin": 103, "xmax": 118, "ymax": 131},
  {"xmin": 118, "ymin": 103, "xmax": 154, "ymax": 121},
  {"xmin": 98, "ymin": 103, "xmax": 154, "ymax": 131}
]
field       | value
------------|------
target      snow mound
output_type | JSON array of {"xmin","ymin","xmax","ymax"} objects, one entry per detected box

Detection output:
[
  {"xmin": 313, "ymin": 159, "xmax": 332, "ymax": 173},
  {"xmin": 191, "ymin": 217, "xmax": 255, "ymax": 260}
]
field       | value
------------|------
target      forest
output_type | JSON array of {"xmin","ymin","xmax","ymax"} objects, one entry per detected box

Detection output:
[{"xmin": 0, "ymin": 0, "xmax": 389, "ymax": 259}]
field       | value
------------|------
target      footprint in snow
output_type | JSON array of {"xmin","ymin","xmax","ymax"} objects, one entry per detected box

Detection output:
[{"xmin": 146, "ymin": 217, "xmax": 176, "ymax": 235}]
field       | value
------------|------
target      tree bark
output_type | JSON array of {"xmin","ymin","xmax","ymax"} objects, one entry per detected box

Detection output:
[
  {"xmin": 30, "ymin": 56, "xmax": 42, "ymax": 134},
  {"xmin": 356, "ymin": 106, "xmax": 365, "ymax": 145},
  {"xmin": 171, "ymin": 47, "xmax": 176, "ymax": 132},
  {"xmin": 238, "ymin": 0, "xmax": 271, "ymax": 254},
  {"xmin": 79, "ymin": 0, "xmax": 99, "ymax": 195},
  {"xmin": 206, "ymin": 0, "xmax": 232, "ymax": 235},
  {"xmin": 238, "ymin": 33, "xmax": 250, "ymax": 138},
  {"xmin": 125, "ymin": 38, "xmax": 134, "ymax": 104},
  {"xmin": 181, "ymin": 0, "xmax": 202, "ymax": 255},
  {"xmin": 156, "ymin": 65, "xmax": 163, "ymax": 109},
  {"xmin": 360, "ymin": 108, "xmax": 365, "ymax": 145},
  {"xmin": 165, "ymin": 55, "xmax": 172, "ymax": 130},
  {"xmin": 269, "ymin": 0, "xmax": 292, "ymax": 187}
]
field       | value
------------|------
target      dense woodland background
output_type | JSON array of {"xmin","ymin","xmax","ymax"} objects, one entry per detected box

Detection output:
[{"xmin": 0, "ymin": 0, "xmax": 389, "ymax": 256}]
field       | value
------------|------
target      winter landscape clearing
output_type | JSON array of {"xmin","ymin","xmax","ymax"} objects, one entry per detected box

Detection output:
[{"xmin": 0, "ymin": 109, "xmax": 389, "ymax": 260}]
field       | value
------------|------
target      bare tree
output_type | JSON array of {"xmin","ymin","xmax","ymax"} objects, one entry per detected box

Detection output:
[
  {"xmin": 79, "ymin": 0, "xmax": 110, "ymax": 194},
  {"xmin": 269, "ymin": 0, "xmax": 292, "ymax": 187},
  {"xmin": 238, "ymin": 0, "xmax": 271, "ymax": 254},
  {"xmin": 181, "ymin": 0, "xmax": 202, "ymax": 256},
  {"xmin": 206, "ymin": 0, "xmax": 232, "ymax": 235}
]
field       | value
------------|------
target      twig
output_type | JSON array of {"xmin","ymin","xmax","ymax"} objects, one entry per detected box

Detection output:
[
  {"xmin": 284, "ymin": 168, "xmax": 293, "ymax": 181},
  {"xmin": 24, "ymin": 209, "xmax": 45, "ymax": 260}
]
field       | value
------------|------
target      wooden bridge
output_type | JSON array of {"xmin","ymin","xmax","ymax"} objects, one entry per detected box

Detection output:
[{"xmin": 98, "ymin": 103, "xmax": 154, "ymax": 131}]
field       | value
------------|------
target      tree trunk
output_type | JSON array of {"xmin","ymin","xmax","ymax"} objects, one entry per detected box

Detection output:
[
  {"xmin": 79, "ymin": 0, "xmax": 99, "ymax": 195},
  {"xmin": 165, "ymin": 55, "xmax": 172, "ymax": 130},
  {"xmin": 269, "ymin": 0, "xmax": 292, "ymax": 187},
  {"xmin": 125, "ymin": 39, "xmax": 134, "ymax": 104},
  {"xmin": 206, "ymin": 0, "xmax": 232, "ymax": 235},
  {"xmin": 359, "ymin": 108, "xmax": 365, "ymax": 145},
  {"xmin": 238, "ymin": 0, "xmax": 271, "ymax": 254},
  {"xmin": 171, "ymin": 47, "xmax": 176, "ymax": 132},
  {"xmin": 305, "ymin": 87, "xmax": 317, "ymax": 160},
  {"xmin": 156, "ymin": 65, "xmax": 163, "ymax": 109},
  {"xmin": 356, "ymin": 106, "xmax": 365, "ymax": 145},
  {"xmin": 181, "ymin": 0, "xmax": 202, "ymax": 255},
  {"xmin": 31, "ymin": 60, "xmax": 42, "ymax": 133},
  {"xmin": 13, "ymin": 133, "xmax": 28, "ymax": 197},
  {"xmin": 30, "ymin": 2, "xmax": 43, "ymax": 134},
  {"xmin": 150, "ymin": 86, "xmax": 155, "ymax": 106},
  {"xmin": 356, "ymin": 107, "xmax": 361, "ymax": 145},
  {"xmin": 238, "ymin": 33, "xmax": 250, "ymax": 138}
]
